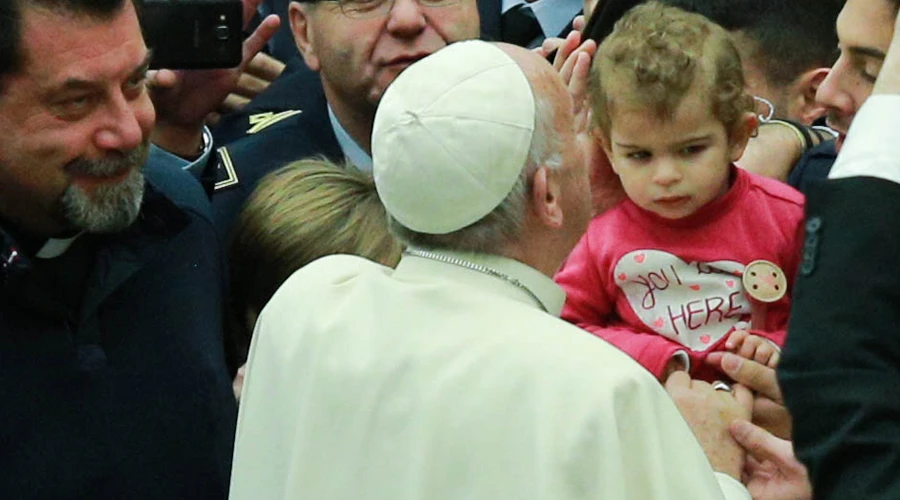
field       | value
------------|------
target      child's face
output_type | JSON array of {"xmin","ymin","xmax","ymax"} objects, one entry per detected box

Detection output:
[{"xmin": 600, "ymin": 86, "xmax": 750, "ymax": 220}]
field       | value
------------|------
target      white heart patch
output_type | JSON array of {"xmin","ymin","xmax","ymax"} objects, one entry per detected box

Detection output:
[{"xmin": 615, "ymin": 249, "xmax": 751, "ymax": 350}]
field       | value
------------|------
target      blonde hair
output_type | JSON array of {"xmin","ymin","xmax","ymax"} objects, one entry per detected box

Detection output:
[
  {"xmin": 227, "ymin": 159, "xmax": 402, "ymax": 355},
  {"xmin": 589, "ymin": 1, "xmax": 754, "ymax": 137}
]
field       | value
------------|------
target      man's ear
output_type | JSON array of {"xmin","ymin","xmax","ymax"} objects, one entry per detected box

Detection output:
[
  {"xmin": 788, "ymin": 68, "xmax": 829, "ymax": 125},
  {"xmin": 728, "ymin": 111, "xmax": 758, "ymax": 162},
  {"xmin": 289, "ymin": 2, "xmax": 321, "ymax": 71},
  {"xmin": 530, "ymin": 166, "xmax": 564, "ymax": 229}
]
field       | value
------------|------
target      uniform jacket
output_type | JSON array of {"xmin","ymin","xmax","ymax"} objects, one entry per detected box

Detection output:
[{"xmin": 209, "ymin": 71, "xmax": 343, "ymax": 238}]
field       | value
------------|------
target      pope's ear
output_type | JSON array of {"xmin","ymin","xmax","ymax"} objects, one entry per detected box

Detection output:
[{"xmin": 530, "ymin": 165, "xmax": 564, "ymax": 229}]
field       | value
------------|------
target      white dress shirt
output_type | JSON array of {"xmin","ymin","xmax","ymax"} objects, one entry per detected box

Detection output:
[{"xmin": 829, "ymin": 94, "xmax": 900, "ymax": 184}]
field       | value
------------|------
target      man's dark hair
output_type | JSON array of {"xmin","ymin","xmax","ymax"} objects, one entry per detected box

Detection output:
[
  {"xmin": 0, "ymin": 0, "xmax": 128, "ymax": 92},
  {"xmin": 659, "ymin": 0, "xmax": 844, "ymax": 87}
]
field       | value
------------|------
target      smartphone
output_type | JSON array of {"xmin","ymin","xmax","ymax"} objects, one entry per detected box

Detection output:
[{"xmin": 140, "ymin": 0, "xmax": 243, "ymax": 69}]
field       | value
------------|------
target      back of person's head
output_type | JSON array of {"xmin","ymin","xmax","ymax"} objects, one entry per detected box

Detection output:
[
  {"xmin": 657, "ymin": 0, "xmax": 842, "ymax": 89},
  {"xmin": 228, "ymin": 159, "xmax": 402, "ymax": 352},
  {"xmin": 590, "ymin": 1, "xmax": 753, "ymax": 137},
  {"xmin": 0, "ymin": 0, "xmax": 127, "ymax": 90},
  {"xmin": 373, "ymin": 40, "xmax": 566, "ymax": 254}
]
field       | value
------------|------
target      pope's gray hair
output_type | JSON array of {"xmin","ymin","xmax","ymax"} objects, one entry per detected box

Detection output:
[{"xmin": 388, "ymin": 94, "xmax": 563, "ymax": 253}]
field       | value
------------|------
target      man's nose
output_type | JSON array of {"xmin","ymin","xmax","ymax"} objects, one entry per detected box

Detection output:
[
  {"xmin": 386, "ymin": 0, "xmax": 428, "ymax": 36},
  {"xmin": 93, "ymin": 93, "xmax": 150, "ymax": 153}
]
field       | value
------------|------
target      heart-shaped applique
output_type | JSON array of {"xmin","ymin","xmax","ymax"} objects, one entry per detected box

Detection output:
[{"xmin": 614, "ymin": 250, "xmax": 751, "ymax": 351}]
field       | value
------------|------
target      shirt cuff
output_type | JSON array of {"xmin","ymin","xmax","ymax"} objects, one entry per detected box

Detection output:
[
  {"xmin": 715, "ymin": 472, "xmax": 752, "ymax": 500},
  {"xmin": 149, "ymin": 126, "xmax": 214, "ymax": 178},
  {"xmin": 671, "ymin": 350, "xmax": 691, "ymax": 373},
  {"xmin": 830, "ymin": 95, "xmax": 900, "ymax": 184}
]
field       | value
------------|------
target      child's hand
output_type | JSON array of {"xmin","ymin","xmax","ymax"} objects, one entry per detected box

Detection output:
[{"xmin": 725, "ymin": 330, "xmax": 781, "ymax": 368}]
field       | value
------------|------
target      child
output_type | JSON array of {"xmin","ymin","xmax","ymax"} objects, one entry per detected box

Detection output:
[{"xmin": 555, "ymin": 2, "xmax": 804, "ymax": 382}]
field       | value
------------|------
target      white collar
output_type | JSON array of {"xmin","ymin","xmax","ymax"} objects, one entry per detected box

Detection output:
[
  {"xmin": 328, "ymin": 105, "xmax": 373, "ymax": 172},
  {"xmin": 36, "ymin": 234, "xmax": 82, "ymax": 259}
]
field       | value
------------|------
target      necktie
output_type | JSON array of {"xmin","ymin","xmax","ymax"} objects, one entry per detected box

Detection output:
[{"xmin": 501, "ymin": 4, "xmax": 543, "ymax": 47}]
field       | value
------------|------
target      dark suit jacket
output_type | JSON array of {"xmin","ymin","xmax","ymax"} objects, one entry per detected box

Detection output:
[
  {"xmin": 780, "ymin": 176, "xmax": 900, "ymax": 500},
  {"xmin": 479, "ymin": 0, "xmax": 578, "ymax": 46},
  {"xmin": 787, "ymin": 140, "xmax": 838, "ymax": 195}
]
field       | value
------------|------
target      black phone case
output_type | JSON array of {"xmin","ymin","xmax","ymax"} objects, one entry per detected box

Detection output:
[{"xmin": 141, "ymin": 0, "xmax": 243, "ymax": 69}]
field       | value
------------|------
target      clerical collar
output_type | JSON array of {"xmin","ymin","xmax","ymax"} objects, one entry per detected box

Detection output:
[
  {"xmin": 328, "ymin": 105, "xmax": 373, "ymax": 172},
  {"xmin": 399, "ymin": 248, "xmax": 566, "ymax": 316},
  {"xmin": 501, "ymin": 0, "xmax": 582, "ymax": 40},
  {"xmin": 36, "ymin": 234, "xmax": 82, "ymax": 259},
  {"xmin": 0, "ymin": 218, "xmax": 81, "ymax": 260}
]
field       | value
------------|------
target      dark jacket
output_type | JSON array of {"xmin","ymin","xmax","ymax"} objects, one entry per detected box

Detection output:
[
  {"xmin": 787, "ymin": 139, "xmax": 838, "ymax": 195},
  {"xmin": 780, "ymin": 176, "xmax": 900, "ymax": 500},
  {"xmin": 0, "ymin": 160, "xmax": 237, "ymax": 499}
]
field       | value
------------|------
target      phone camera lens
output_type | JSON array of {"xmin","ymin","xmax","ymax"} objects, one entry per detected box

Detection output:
[{"xmin": 215, "ymin": 25, "xmax": 230, "ymax": 41}]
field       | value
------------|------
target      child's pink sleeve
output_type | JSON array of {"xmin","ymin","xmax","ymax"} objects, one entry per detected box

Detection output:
[{"xmin": 556, "ymin": 232, "xmax": 684, "ymax": 379}]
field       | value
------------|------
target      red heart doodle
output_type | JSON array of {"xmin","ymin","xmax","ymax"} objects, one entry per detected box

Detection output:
[
  {"xmin": 653, "ymin": 318, "xmax": 665, "ymax": 329},
  {"xmin": 700, "ymin": 335, "xmax": 711, "ymax": 344},
  {"xmin": 618, "ymin": 273, "xmax": 627, "ymax": 281},
  {"xmin": 689, "ymin": 284, "xmax": 701, "ymax": 291},
  {"xmin": 726, "ymin": 280, "xmax": 735, "ymax": 288},
  {"xmin": 634, "ymin": 254, "xmax": 646, "ymax": 264}
]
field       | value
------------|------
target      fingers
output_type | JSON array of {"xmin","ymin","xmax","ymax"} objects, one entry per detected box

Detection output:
[
  {"xmin": 664, "ymin": 369, "xmax": 692, "ymax": 392},
  {"xmin": 749, "ymin": 339, "xmax": 779, "ymax": 367},
  {"xmin": 147, "ymin": 69, "xmax": 178, "ymax": 89},
  {"xmin": 234, "ymin": 72, "xmax": 271, "ymax": 99},
  {"xmin": 219, "ymin": 93, "xmax": 252, "ymax": 114},
  {"xmin": 737, "ymin": 335, "xmax": 761, "ymax": 360},
  {"xmin": 753, "ymin": 396, "xmax": 793, "ymax": 440},
  {"xmin": 536, "ymin": 37, "xmax": 566, "ymax": 59},
  {"xmin": 572, "ymin": 14, "xmax": 586, "ymax": 33},
  {"xmin": 245, "ymin": 52, "xmax": 286, "ymax": 82},
  {"xmin": 732, "ymin": 384, "xmax": 755, "ymax": 418},
  {"xmin": 720, "ymin": 352, "xmax": 783, "ymax": 403},
  {"xmin": 730, "ymin": 419, "xmax": 791, "ymax": 465},
  {"xmin": 241, "ymin": 15, "xmax": 281, "ymax": 72},
  {"xmin": 725, "ymin": 329, "xmax": 749, "ymax": 350}
]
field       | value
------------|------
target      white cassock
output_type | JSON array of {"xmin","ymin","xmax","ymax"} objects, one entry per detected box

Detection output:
[{"xmin": 230, "ymin": 251, "xmax": 750, "ymax": 500}]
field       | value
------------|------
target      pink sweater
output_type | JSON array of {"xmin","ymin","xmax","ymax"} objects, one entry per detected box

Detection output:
[{"xmin": 555, "ymin": 167, "xmax": 805, "ymax": 381}]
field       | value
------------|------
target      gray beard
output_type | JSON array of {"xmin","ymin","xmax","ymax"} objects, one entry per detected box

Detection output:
[{"xmin": 59, "ymin": 144, "xmax": 149, "ymax": 234}]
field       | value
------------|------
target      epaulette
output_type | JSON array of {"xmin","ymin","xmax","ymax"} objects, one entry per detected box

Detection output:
[
  {"xmin": 214, "ymin": 146, "xmax": 240, "ymax": 192},
  {"xmin": 246, "ymin": 109, "xmax": 303, "ymax": 135}
]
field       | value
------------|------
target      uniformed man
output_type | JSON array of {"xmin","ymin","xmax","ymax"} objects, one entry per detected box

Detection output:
[{"xmin": 209, "ymin": 0, "xmax": 582, "ymax": 238}]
